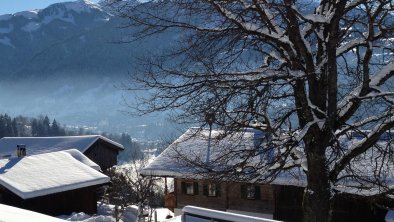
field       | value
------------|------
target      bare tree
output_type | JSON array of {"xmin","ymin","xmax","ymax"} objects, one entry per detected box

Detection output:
[
  {"xmin": 103, "ymin": 158, "xmax": 164, "ymax": 222},
  {"xmin": 109, "ymin": 0, "xmax": 394, "ymax": 221}
]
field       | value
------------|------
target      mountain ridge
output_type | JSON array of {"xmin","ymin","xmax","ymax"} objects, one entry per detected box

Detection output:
[{"xmin": 0, "ymin": 0, "xmax": 176, "ymax": 139}]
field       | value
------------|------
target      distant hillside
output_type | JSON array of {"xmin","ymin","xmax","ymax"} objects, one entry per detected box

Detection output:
[
  {"xmin": 0, "ymin": 0, "xmax": 172, "ymax": 79},
  {"xmin": 0, "ymin": 0, "xmax": 178, "ymax": 139}
]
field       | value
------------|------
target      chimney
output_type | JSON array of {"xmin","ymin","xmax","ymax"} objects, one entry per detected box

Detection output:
[{"xmin": 16, "ymin": 144, "xmax": 26, "ymax": 157}]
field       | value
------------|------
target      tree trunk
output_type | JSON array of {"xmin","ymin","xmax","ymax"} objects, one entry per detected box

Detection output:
[{"xmin": 303, "ymin": 144, "xmax": 331, "ymax": 222}]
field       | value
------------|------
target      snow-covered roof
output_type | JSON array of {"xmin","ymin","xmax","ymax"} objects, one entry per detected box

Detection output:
[
  {"xmin": 0, "ymin": 135, "xmax": 124, "ymax": 158},
  {"xmin": 141, "ymin": 128, "xmax": 393, "ymax": 195},
  {"xmin": 0, "ymin": 204, "xmax": 66, "ymax": 222},
  {"xmin": 141, "ymin": 127, "xmax": 245, "ymax": 178},
  {"xmin": 63, "ymin": 149, "xmax": 101, "ymax": 171},
  {"xmin": 0, "ymin": 149, "xmax": 110, "ymax": 199},
  {"xmin": 141, "ymin": 128, "xmax": 306, "ymax": 187}
]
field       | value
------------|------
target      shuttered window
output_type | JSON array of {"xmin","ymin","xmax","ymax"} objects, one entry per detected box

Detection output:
[
  {"xmin": 241, "ymin": 184, "xmax": 261, "ymax": 200},
  {"xmin": 181, "ymin": 181, "xmax": 199, "ymax": 195},
  {"xmin": 193, "ymin": 182, "xmax": 199, "ymax": 195},
  {"xmin": 203, "ymin": 183, "xmax": 221, "ymax": 197}
]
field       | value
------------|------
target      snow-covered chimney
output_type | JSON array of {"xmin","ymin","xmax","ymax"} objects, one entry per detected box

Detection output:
[{"xmin": 16, "ymin": 144, "xmax": 26, "ymax": 157}]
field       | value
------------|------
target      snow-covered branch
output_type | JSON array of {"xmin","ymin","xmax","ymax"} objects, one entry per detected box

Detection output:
[
  {"xmin": 336, "ymin": 38, "xmax": 366, "ymax": 57},
  {"xmin": 336, "ymin": 109, "xmax": 394, "ymax": 138},
  {"xmin": 337, "ymin": 62, "xmax": 394, "ymax": 123},
  {"xmin": 208, "ymin": 0, "xmax": 294, "ymax": 50},
  {"xmin": 330, "ymin": 113, "xmax": 394, "ymax": 181},
  {"xmin": 369, "ymin": 62, "xmax": 394, "ymax": 87}
]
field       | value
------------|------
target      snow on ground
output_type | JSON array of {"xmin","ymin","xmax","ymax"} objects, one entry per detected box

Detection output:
[
  {"xmin": 154, "ymin": 208, "xmax": 175, "ymax": 221},
  {"xmin": 22, "ymin": 22, "xmax": 41, "ymax": 32},
  {"xmin": 162, "ymin": 216, "xmax": 181, "ymax": 222},
  {"xmin": 58, "ymin": 203, "xmax": 174, "ymax": 222},
  {"xmin": 58, "ymin": 203, "xmax": 133, "ymax": 222},
  {"xmin": 14, "ymin": 10, "xmax": 39, "ymax": 19},
  {"xmin": 0, "ymin": 203, "xmax": 66, "ymax": 222}
]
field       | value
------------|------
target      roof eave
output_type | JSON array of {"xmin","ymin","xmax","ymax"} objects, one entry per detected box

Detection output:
[{"xmin": 6, "ymin": 177, "xmax": 110, "ymax": 200}]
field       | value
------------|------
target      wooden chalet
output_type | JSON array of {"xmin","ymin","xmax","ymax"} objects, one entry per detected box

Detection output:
[
  {"xmin": 0, "ymin": 149, "xmax": 110, "ymax": 216},
  {"xmin": 141, "ymin": 128, "xmax": 392, "ymax": 222},
  {"xmin": 0, "ymin": 135, "xmax": 124, "ymax": 171}
]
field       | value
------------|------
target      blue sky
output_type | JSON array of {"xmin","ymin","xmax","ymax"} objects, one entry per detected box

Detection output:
[{"xmin": 0, "ymin": 0, "xmax": 99, "ymax": 15}]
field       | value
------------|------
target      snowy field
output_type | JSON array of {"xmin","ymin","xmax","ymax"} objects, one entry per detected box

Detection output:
[
  {"xmin": 0, "ymin": 204, "xmax": 65, "ymax": 222},
  {"xmin": 58, "ymin": 203, "xmax": 174, "ymax": 222}
]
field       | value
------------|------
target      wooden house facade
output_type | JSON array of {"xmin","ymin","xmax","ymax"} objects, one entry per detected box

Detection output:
[
  {"xmin": 174, "ymin": 178, "xmax": 275, "ymax": 218},
  {"xmin": 83, "ymin": 137, "xmax": 122, "ymax": 170},
  {"xmin": 0, "ymin": 185, "xmax": 102, "ymax": 216},
  {"xmin": 141, "ymin": 128, "xmax": 392, "ymax": 222},
  {"xmin": 167, "ymin": 178, "xmax": 388, "ymax": 222}
]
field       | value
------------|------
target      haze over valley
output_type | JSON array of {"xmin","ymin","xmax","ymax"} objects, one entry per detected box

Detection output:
[{"xmin": 0, "ymin": 0, "xmax": 179, "ymax": 140}]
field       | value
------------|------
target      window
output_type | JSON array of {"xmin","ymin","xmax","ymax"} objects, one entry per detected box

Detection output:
[
  {"xmin": 186, "ymin": 182, "xmax": 194, "ymax": 195},
  {"xmin": 241, "ymin": 184, "xmax": 261, "ymax": 200},
  {"xmin": 203, "ymin": 183, "xmax": 220, "ymax": 197},
  {"xmin": 181, "ymin": 181, "xmax": 199, "ymax": 195},
  {"xmin": 246, "ymin": 185, "xmax": 255, "ymax": 199},
  {"xmin": 208, "ymin": 183, "xmax": 216, "ymax": 196}
]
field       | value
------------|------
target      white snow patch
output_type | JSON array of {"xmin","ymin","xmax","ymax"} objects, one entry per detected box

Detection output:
[
  {"xmin": 64, "ymin": 212, "xmax": 91, "ymax": 221},
  {"xmin": 0, "ymin": 36, "xmax": 14, "ymax": 48},
  {"xmin": 60, "ymin": 212, "xmax": 114, "ymax": 222},
  {"xmin": 58, "ymin": 203, "xmax": 166, "ymax": 222},
  {"xmin": 163, "ymin": 216, "xmax": 181, "ymax": 222},
  {"xmin": 0, "ymin": 203, "xmax": 66, "ymax": 222},
  {"xmin": 153, "ymin": 208, "xmax": 175, "ymax": 222},
  {"xmin": 64, "ymin": 0, "xmax": 102, "ymax": 14},
  {"xmin": 346, "ymin": 0, "xmax": 363, "ymax": 9},
  {"xmin": 14, "ymin": 10, "xmax": 39, "ymax": 19},
  {"xmin": 303, "ymin": 14, "xmax": 328, "ymax": 23},
  {"xmin": 95, "ymin": 17, "xmax": 110, "ymax": 22},
  {"xmin": 42, "ymin": 12, "xmax": 75, "ymax": 25},
  {"xmin": 296, "ymin": 121, "xmax": 316, "ymax": 141},
  {"xmin": 370, "ymin": 62, "xmax": 394, "ymax": 87},
  {"xmin": 22, "ymin": 22, "xmax": 41, "ymax": 32},
  {"xmin": 0, "ymin": 150, "xmax": 110, "ymax": 199},
  {"xmin": 337, "ymin": 38, "xmax": 365, "ymax": 56},
  {"xmin": 64, "ymin": 149, "xmax": 101, "ymax": 171},
  {"xmin": 337, "ymin": 86, "xmax": 362, "ymax": 118},
  {"xmin": 305, "ymin": 189, "xmax": 314, "ymax": 195}
]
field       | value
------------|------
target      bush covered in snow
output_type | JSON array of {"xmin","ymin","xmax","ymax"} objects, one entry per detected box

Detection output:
[{"xmin": 101, "ymin": 159, "xmax": 164, "ymax": 221}]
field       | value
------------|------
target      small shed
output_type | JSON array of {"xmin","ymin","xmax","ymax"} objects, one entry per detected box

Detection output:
[
  {"xmin": 0, "ymin": 149, "xmax": 110, "ymax": 216},
  {"xmin": 0, "ymin": 135, "xmax": 124, "ymax": 170}
]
